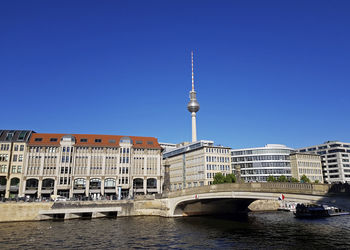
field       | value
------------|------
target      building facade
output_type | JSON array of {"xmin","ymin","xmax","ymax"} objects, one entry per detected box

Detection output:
[
  {"xmin": 23, "ymin": 133, "xmax": 162, "ymax": 199},
  {"xmin": 290, "ymin": 153, "xmax": 323, "ymax": 183},
  {"xmin": 163, "ymin": 140, "xmax": 231, "ymax": 190},
  {"xmin": 231, "ymin": 144, "xmax": 294, "ymax": 182},
  {"xmin": 0, "ymin": 130, "xmax": 34, "ymax": 199},
  {"xmin": 297, "ymin": 141, "xmax": 350, "ymax": 183}
]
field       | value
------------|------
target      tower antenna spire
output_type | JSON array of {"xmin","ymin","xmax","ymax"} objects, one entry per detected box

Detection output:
[{"xmin": 191, "ymin": 51, "xmax": 194, "ymax": 91}]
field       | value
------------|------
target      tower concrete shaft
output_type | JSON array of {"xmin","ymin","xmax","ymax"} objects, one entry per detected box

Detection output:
[
  {"xmin": 191, "ymin": 112, "xmax": 197, "ymax": 142},
  {"xmin": 187, "ymin": 51, "xmax": 200, "ymax": 142}
]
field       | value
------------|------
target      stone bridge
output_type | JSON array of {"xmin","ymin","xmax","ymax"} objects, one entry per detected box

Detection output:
[{"xmin": 160, "ymin": 182, "xmax": 350, "ymax": 217}]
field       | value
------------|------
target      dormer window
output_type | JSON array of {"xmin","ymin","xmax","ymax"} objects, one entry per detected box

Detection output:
[
  {"xmin": 35, "ymin": 138, "xmax": 43, "ymax": 142},
  {"xmin": 95, "ymin": 139, "xmax": 102, "ymax": 143},
  {"xmin": 50, "ymin": 138, "xmax": 58, "ymax": 142},
  {"xmin": 80, "ymin": 138, "xmax": 88, "ymax": 142}
]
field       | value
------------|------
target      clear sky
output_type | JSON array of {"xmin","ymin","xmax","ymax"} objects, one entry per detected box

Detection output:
[{"xmin": 1, "ymin": 0, "xmax": 350, "ymax": 149}]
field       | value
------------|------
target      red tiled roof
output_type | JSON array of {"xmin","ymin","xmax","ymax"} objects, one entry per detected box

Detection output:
[{"xmin": 29, "ymin": 133, "xmax": 161, "ymax": 149}]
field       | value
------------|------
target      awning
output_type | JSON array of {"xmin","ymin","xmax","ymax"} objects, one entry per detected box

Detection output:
[
  {"xmin": 73, "ymin": 189, "xmax": 85, "ymax": 194},
  {"xmin": 104, "ymin": 189, "xmax": 116, "ymax": 194},
  {"xmin": 147, "ymin": 188, "xmax": 158, "ymax": 193},
  {"xmin": 89, "ymin": 189, "xmax": 101, "ymax": 193},
  {"xmin": 41, "ymin": 190, "xmax": 53, "ymax": 194},
  {"xmin": 10, "ymin": 186, "xmax": 19, "ymax": 192},
  {"xmin": 25, "ymin": 190, "xmax": 37, "ymax": 194}
]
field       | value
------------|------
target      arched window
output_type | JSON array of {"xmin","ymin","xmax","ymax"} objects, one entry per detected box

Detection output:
[
  {"xmin": 147, "ymin": 178, "xmax": 157, "ymax": 189},
  {"xmin": 10, "ymin": 178, "xmax": 20, "ymax": 186},
  {"xmin": 26, "ymin": 179, "xmax": 38, "ymax": 189},
  {"xmin": 104, "ymin": 178, "xmax": 116, "ymax": 188},
  {"xmin": 0, "ymin": 176, "xmax": 7, "ymax": 186},
  {"xmin": 42, "ymin": 179, "xmax": 54, "ymax": 188},
  {"xmin": 133, "ymin": 178, "xmax": 143, "ymax": 189},
  {"xmin": 74, "ymin": 178, "xmax": 86, "ymax": 189},
  {"xmin": 90, "ymin": 178, "xmax": 101, "ymax": 189}
]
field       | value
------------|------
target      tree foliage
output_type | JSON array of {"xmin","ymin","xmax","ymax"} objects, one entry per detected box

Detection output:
[
  {"xmin": 314, "ymin": 180, "xmax": 319, "ymax": 184},
  {"xmin": 300, "ymin": 175, "xmax": 311, "ymax": 183},
  {"xmin": 213, "ymin": 173, "xmax": 225, "ymax": 184},
  {"xmin": 225, "ymin": 174, "xmax": 236, "ymax": 183},
  {"xmin": 277, "ymin": 175, "xmax": 288, "ymax": 182},
  {"xmin": 213, "ymin": 173, "xmax": 236, "ymax": 184},
  {"xmin": 290, "ymin": 177, "xmax": 299, "ymax": 183},
  {"xmin": 267, "ymin": 175, "xmax": 277, "ymax": 182}
]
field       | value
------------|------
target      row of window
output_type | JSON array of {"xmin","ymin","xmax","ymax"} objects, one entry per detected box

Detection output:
[
  {"xmin": 206, "ymin": 156, "xmax": 230, "ymax": 163},
  {"xmin": 205, "ymin": 147, "xmax": 229, "ymax": 154},
  {"xmin": 206, "ymin": 164, "xmax": 230, "ymax": 171},
  {"xmin": 232, "ymin": 155, "xmax": 290, "ymax": 162},
  {"xmin": 12, "ymin": 155, "xmax": 23, "ymax": 162}
]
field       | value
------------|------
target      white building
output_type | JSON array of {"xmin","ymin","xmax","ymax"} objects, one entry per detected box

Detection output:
[
  {"xmin": 297, "ymin": 141, "xmax": 350, "ymax": 183},
  {"xmin": 290, "ymin": 152, "xmax": 323, "ymax": 183},
  {"xmin": 231, "ymin": 144, "xmax": 294, "ymax": 182},
  {"xmin": 163, "ymin": 140, "xmax": 231, "ymax": 190}
]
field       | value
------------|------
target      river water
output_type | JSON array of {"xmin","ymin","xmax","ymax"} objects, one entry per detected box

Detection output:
[{"xmin": 0, "ymin": 212, "xmax": 350, "ymax": 249}]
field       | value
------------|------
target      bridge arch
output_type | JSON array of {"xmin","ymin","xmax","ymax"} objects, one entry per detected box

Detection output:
[{"xmin": 165, "ymin": 183, "xmax": 341, "ymax": 217}]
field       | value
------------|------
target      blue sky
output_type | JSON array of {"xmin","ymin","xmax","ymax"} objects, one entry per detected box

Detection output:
[{"xmin": 1, "ymin": 0, "xmax": 350, "ymax": 149}]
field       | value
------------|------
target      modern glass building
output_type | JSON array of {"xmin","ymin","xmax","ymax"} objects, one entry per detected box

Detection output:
[{"xmin": 231, "ymin": 144, "xmax": 294, "ymax": 182}]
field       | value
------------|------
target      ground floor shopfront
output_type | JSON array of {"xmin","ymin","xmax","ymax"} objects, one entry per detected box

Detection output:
[{"xmin": 21, "ymin": 176, "xmax": 162, "ymax": 200}]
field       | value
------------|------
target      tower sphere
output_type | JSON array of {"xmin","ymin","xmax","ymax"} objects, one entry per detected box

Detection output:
[{"xmin": 187, "ymin": 95, "xmax": 200, "ymax": 113}]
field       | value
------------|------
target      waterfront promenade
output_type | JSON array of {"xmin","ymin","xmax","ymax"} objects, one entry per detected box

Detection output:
[{"xmin": 1, "ymin": 182, "xmax": 349, "ymax": 222}]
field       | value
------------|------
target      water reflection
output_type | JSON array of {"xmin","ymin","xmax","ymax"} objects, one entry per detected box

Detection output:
[{"xmin": 0, "ymin": 212, "xmax": 349, "ymax": 249}]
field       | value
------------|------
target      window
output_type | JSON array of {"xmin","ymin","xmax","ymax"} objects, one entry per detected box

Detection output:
[
  {"xmin": 11, "ymin": 166, "xmax": 16, "ymax": 173},
  {"xmin": 0, "ymin": 165, "xmax": 7, "ymax": 173},
  {"xmin": 34, "ymin": 138, "xmax": 42, "ymax": 142},
  {"xmin": 17, "ymin": 166, "xmax": 22, "ymax": 173},
  {"xmin": 147, "ymin": 141, "xmax": 153, "ymax": 145},
  {"xmin": 80, "ymin": 138, "xmax": 88, "ymax": 142},
  {"xmin": 136, "ymin": 140, "xmax": 143, "ymax": 144},
  {"xmin": 50, "ymin": 138, "xmax": 58, "ymax": 142},
  {"xmin": 13, "ymin": 155, "xmax": 17, "ymax": 162},
  {"xmin": 14, "ymin": 145, "xmax": 18, "ymax": 151},
  {"xmin": 20, "ymin": 145, "xmax": 24, "ymax": 151},
  {"xmin": 5, "ymin": 132, "xmax": 14, "ymax": 141},
  {"xmin": 109, "ymin": 139, "xmax": 116, "ymax": 143},
  {"xmin": 95, "ymin": 139, "xmax": 102, "ymax": 143},
  {"xmin": 18, "ymin": 155, "xmax": 23, "ymax": 162},
  {"xmin": 18, "ymin": 131, "xmax": 27, "ymax": 140}
]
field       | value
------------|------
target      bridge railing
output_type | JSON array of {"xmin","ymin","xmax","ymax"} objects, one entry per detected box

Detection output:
[{"xmin": 163, "ymin": 182, "xmax": 331, "ymax": 198}]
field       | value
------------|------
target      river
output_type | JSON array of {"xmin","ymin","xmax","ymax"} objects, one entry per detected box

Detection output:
[{"xmin": 0, "ymin": 212, "xmax": 349, "ymax": 249}]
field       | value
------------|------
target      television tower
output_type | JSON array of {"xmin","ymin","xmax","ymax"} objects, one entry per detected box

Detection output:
[{"xmin": 187, "ymin": 51, "xmax": 200, "ymax": 142}]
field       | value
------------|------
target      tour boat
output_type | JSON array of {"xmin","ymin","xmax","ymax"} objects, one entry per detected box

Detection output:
[{"xmin": 294, "ymin": 203, "xmax": 349, "ymax": 218}]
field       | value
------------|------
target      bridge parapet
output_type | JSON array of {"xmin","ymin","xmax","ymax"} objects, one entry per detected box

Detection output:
[{"xmin": 163, "ymin": 182, "xmax": 331, "ymax": 198}]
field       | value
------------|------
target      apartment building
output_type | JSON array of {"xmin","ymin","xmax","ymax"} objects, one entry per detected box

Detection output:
[{"xmin": 0, "ymin": 130, "xmax": 34, "ymax": 198}]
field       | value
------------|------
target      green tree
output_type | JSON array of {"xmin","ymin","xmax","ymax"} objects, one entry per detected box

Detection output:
[
  {"xmin": 300, "ymin": 175, "xmax": 311, "ymax": 183},
  {"xmin": 277, "ymin": 175, "xmax": 288, "ymax": 182},
  {"xmin": 290, "ymin": 177, "xmax": 299, "ymax": 183},
  {"xmin": 267, "ymin": 175, "xmax": 277, "ymax": 182},
  {"xmin": 224, "ymin": 174, "xmax": 236, "ymax": 183},
  {"xmin": 213, "ymin": 173, "xmax": 225, "ymax": 184},
  {"xmin": 314, "ymin": 180, "xmax": 320, "ymax": 184}
]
